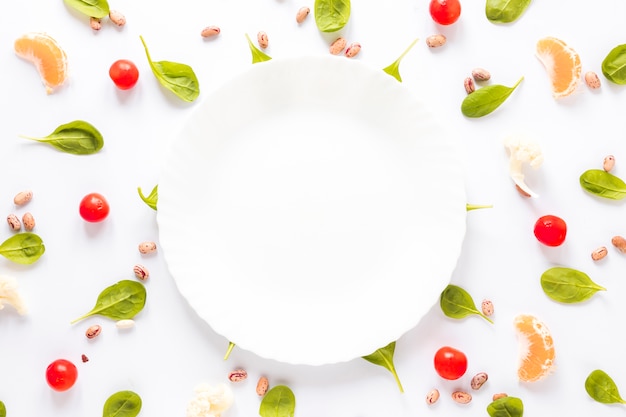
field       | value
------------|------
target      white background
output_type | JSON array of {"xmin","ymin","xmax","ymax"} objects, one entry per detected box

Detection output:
[{"xmin": 1, "ymin": 0, "xmax": 626, "ymax": 416}]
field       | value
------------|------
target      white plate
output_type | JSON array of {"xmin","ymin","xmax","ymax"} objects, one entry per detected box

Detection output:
[{"xmin": 157, "ymin": 56, "xmax": 467, "ymax": 365}]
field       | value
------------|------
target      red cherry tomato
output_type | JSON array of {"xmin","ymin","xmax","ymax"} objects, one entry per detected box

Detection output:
[
  {"xmin": 109, "ymin": 59, "xmax": 139, "ymax": 90},
  {"xmin": 434, "ymin": 346, "xmax": 467, "ymax": 380},
  {"xmin": 429, "ymin": 0, "xmax": 461, "ymax": 25},
  {"xmin": 46, "ymin": 359, "xmax": 78, "ymax": 391},
  {"xmin": 534, "ymin": 215, "xmax": 567, "ymax": 247},
  {"xmin": 79, "ymin": 192, "xmax": 110, "ymax": 222}
]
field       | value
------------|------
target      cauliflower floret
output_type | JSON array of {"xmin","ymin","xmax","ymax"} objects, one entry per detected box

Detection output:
[
  {"xmin": 503, "ymin": 135, "xmax": 544, "ymax": 197},
  {"xmin": 186, "ymin": 383, "xmax": 234, "ymax": 417},
  {"xmin": 0, "ymin": 275, "xmax": 27, "ymax": 315}
]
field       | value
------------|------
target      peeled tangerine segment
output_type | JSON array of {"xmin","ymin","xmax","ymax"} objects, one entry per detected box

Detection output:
[
  {"xmin": 536, "ymin": 36, "xmax": 582, "ymax": 98},
  {"xmin": 14, "ymin": 32, "xmax": 68, "ymax": 94},
  {"xmin": 514, "ymin": 314, "xmax": 555, "ymax": 382}
]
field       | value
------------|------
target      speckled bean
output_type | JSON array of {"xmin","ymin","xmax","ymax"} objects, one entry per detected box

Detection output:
[
  {"xmin": 13, "ymin": 190, "xmax": 33, "ymax": 206},
  {"xmin": 585, "ymin": 71, "xmax": 601, "ymax": 89},
  {"xmin": 7, "ymin": 214, "xmax": 21, "ymax": 231},
  {"xmin": 109, "ymin": 10, "xmax": 126, "ymax": 27},
  {"xmin": 481, "ymin": 299, "xmax": 494, "ymax": 316},
  {"xmin": 425, "ymin": 389, "xmax": 440, "ymax": 405},
  {"xmin": 228, "ymin": 369, "xmax": 248, "ymax": 382},
  {"xmin": 464, "ymin": 77, "xmax": 475, "ymax": 94},
  {"xmin": 472, "ymin": 67, "xmax": 491, "ymax": 81},
  {"xmin": 426, "ymin": 34, "xmax": 446, "ymax": 48},
  {"xmin": 329, "ymin": 37, "xmax": 347, "ymax": 55},
  {"xmin": 256, "ymin": 376, "xmax": 269, "ymax": 396},
  {"xmin": 345, "ymin": 42, "xmax": 361, "ymax": 58},
  {"xmin": 470, "ymin": 372, "xmax": 489, "ymax": 390},
  {"xmin": 22, "ymin": 212, "xmax": 35, "ymax": 231},
  {"xmin": 257, "ymin": 31, "xmax": 269, "ymax": 49},
  {"xmin": 492, "ymin": 393, "xmax": 508, "ymax": 401},
  {"xmin": 85, "ymin": 324, "xmax": 102, "ymax": 339},
  {"xmin": 604, "ymin": 155, "xmax": 615, "ymax": 172},
  {"xmin": 90, "ymin": 17, "xmax": 102, "ymax": 31},
  {"xmin": 612, "ymin": 236, "xmax": 626, "ymax": 253},
  {"xmin": 296, "ymin": 7, "xmax": 310, "ymax": 23},
  {"xmin": 133, "ymin": 264, "xmax": 150, "ymax": 281},
  {"xmin": 201, "ymin": 26, "xmax": 221, "ymax": 38},
  {"xmin": 451, "ymin": 391, "xmax": 472, "ymax": 404},
  {"xmin": 138, "ymin": 241, "xmax": 157, "ymax": 254},
  {"xmin": 591, "ymin": 246, "xmax": 608, "ymax": 261}
]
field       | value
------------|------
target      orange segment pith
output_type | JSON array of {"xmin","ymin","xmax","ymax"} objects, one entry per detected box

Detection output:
[
  {"xmin": 514, "ymin": 314, "xmax": 555, "ymax": 382},
  {"xmin": 14, "ymin": 32, "xmax": 68, "ymax": 94},
  {"xmin": 536, "ymin": 36, "xmax": 581, "ymax": 99}
]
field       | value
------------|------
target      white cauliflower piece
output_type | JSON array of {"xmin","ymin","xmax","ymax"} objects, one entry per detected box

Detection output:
[
  {"xmin": 0, "ymin": 275, "xmax": 27, "ymax": 315},
  {"xmin": 186, "ymin": 383, "xmax": 234, "ymax": 417},
  {"xmin": 503, "ymin": 135, "xmax": 544, "ymax": 198}
]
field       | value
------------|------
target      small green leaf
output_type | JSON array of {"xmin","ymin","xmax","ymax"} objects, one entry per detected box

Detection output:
[
  {"xmin": 259, "ymin": 385, "xmax": 296, "ymax": 417},
  {"xmin": 466, "ymin": 203, "xmax": 493, "ymax": 211},
  {"xmin": 103, "ymin": 390, "xmax": 142, "ymax": 417},
  {"xmin": 314, "ymin": 0, "xmax": 351, "ymax": 32},
  {"xmin": 585, "ymin": 369, "xmax": 626, "ymax": 404},
  {"xmin": 0, "ymin": 400, "xmax": 6, "ymax": 417},
  {"xmin": 71, "ymin": 280, "xmax": 146, "ymax": 324},
  {"xmin": 224, "ymin": 341, "xmax": 236, "ymax": 360},
  {"xmin": 382, "ymin": 38, "xmax": 418, "ymax": 82},
  {"xmin": 541, "ymin": 267, "xmax": 606, "ymax": 304},
  {"xmin": 580, "ymin": 169, "xmax": 626, "ymax": 200},
  {"xmin": 602, "ymin": 44, "xmax": 626, "ymax": 85},
  {"xmin": 461, "ymin": 77, "xmax": 523, "ymax": 118},
  {"xmin": 138, "ymin": 185, "xmax": 158, "ymax": 211},
  {"xmin": 440, "ymin": 284, "xmax": 493, "ymax": 324},
  {"xmin": 63, "ymin": 0, "xmax": 110, "ymax": 19},
  {"xmin": 362, "ymin": 341, "xmax": 404, "ymax": 392},
  {"xmin": 140, "ymin": 36, "xmax": 200, "ymax": 102},
  {"xmin": 485, "ymin": 0, "xmax": 532, "ymax": 23},
  {"xmin": 487, "ymin": 396, "xmax": 524, "ymax": 417},
  {"xmin": 0, "ymin": 233, "xmax": 45, "ymax": 265},
  {"xmin": 245, "ymin": 34, "xmax": 272, "ymax": 64},
  {"xmin": 20, "ymin": 120, "xmax": 104, "ymax": 155}
]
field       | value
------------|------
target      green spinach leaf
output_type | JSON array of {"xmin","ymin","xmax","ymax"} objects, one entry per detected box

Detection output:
[
  {"xmin": 64, "ymin": 0, "xmax": 110, "ymax": 19},
  {"xmin": 602, "ymin": 44, "xmax": 626, "ymax": 85},
  {"xmin": 246, "ymin": 34, "xmax": 272, "ymax": 64},
  {"xmin": 461, "ymin": 77, "xmax": 523, "ymax": 118},
  {"xmin": 580, "ymin": 169, "xmax": 626, "ymax": 200},
  {"xmin": 487, "ymin": 396, "xmax": 524, "ymax": 417},
  {"xmin": 540, "ymin": 267, "xmax": 605, "ymax": 304},
  {"xmin": 362, "ymin": 341, "xmax": 404, "ymax": 392},
  {"xmin": 21, "ymin": 120, "xmax": 104, "ymax": 155},
  {"xmin": 440, "ymin": 284, "xmax": 493, "ymax": 324},
  {"xmin": 103, "ymin": 390, "xmax": 142, "ymax": 417},
  {"xmin": 485, "ymin": 0, "xmax": 532, "ymax": 23},
  {"xmin": 466, "ymin": 204, "xmax": 493, "ymax": 211},
  {"xmin": 138, "ymin": 185, "xmax": 158, "ymax": 211},
  {"xmin": 0, "ymin": 400, "xmax": 5, "ymax": 417},
  {"xmin": 140, "ymin": 36, "xmax": 200, "ymax": 102},
  {"xmin": 71, "ymin": 280, "xmax": 146, "ymax": 324},
  {"xmin": 585, "ymin": 369, "xmax": 626, "ymax": 404},
  {"xmin": 382, "ymin": 38, "xmax": 418, "ymax": 82},
  {"xmin": 224, "ymin": 341, "xmax": 236, "ymax": 360},
  {"xmin": 259, "ymin": 385, "xmax": 296, "ymax": 417},
  {"xmin": 314, "ymin": 0, "xmax": 351, "ymax": 32},
  {"xmin": 0, "ymin": 233, "xmax": 45, "ymax": 265}
]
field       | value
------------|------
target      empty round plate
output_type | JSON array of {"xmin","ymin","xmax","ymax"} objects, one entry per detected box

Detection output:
[{"xmin": 157, "ymin": 55, "xmax": 466, "ymax": 365}]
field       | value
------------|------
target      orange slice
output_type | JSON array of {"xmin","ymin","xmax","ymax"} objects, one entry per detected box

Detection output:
[
  {"xmin": 14, "ymin": 32, "xmax": 68, "ymax": 94},
  {"xmin": 513, "ymin": 313, "xmax": 555, "ymax": 382},
  {"xmin": 536, "ymin": 36, "xmax": 582, "ymax": 99}
]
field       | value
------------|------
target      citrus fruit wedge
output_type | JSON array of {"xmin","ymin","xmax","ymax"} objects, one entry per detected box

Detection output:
[
  {"xmin": 514, "ymin": 313, "xmax": 555, "ymax": 382},
  {"xmin": 536, "ymin": 36, "xmax": 582, "ymax": 99},
  {"xmin": 14, "ymin": 32, "xmax": 68, "ymax": 94}
]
